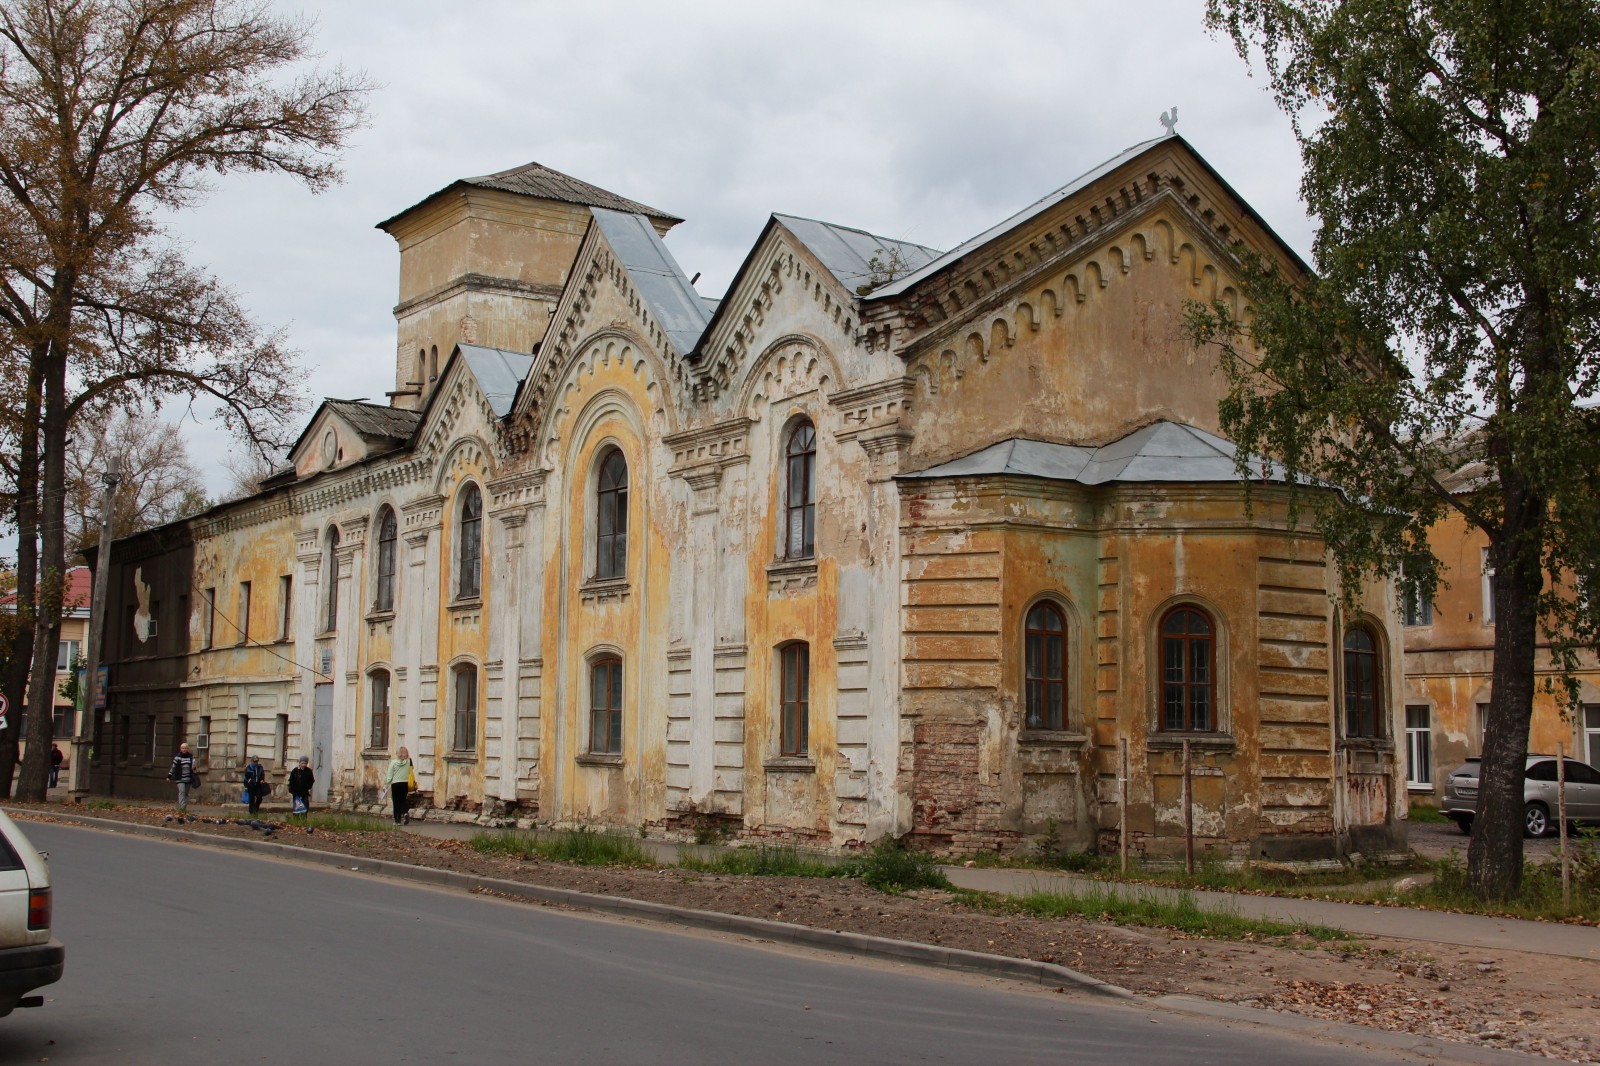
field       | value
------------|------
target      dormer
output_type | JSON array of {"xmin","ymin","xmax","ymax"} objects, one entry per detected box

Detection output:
[
  {"xmin": 376, "ymin": 162, "xmax": 681, "ymax": 411},
  {"xmin": 286, "ymin": 400, "xmax": 421, "ymax": 480}
]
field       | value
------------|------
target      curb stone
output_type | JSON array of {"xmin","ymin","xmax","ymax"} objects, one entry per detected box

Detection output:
[{"xmin": 13, "ymin": 811, "xmax": 1559, "ymax": 1065}]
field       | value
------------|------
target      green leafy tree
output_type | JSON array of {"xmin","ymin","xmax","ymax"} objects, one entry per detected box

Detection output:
[{"xmin": 1192, "ymin": 0, "xmax": 1600, "ymax": 900}]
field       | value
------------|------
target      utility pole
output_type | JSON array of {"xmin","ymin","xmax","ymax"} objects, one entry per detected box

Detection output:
[{"xmin": 69, "ymin": 460, "xmax": 120, "ymax": 798}]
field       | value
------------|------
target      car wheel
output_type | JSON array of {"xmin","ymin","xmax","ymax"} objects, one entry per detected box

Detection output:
[
  {"xmin": 1523, "ymin": 802, "xmax": 1550, "ymax": 838},
  {"xmin": 1451, "ymin": 815, "xmax": 1473, "ymax": 835}
]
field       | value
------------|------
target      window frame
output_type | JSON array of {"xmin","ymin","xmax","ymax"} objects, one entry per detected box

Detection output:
[
  {"xmin": 237, "ymin": 581, "xmax": 251, "ymax": 644},
  {"xmin": 369, "ymin": 668, "xmax": 391, "ymax": 750},
  {"xmin": 594, "ymin": 448, "xmax": 629, "ymax": 582},
  {"xmin": 456, "ymin": 486, "xmax": 482, "ymax": 601},
  {"xmin": 374, "ymin": 506, "xmax": 398, "ymax": 612},
  {"xmin": 589, "ymin": 655, "xmax": 623, "ymax": 755},
  {"xmin": 55, "ymin": 638, "xmax": 81, "ymax": 673},
  {"xmin": 1342, "ymin": 623, "xmax": 1384, "ymax": 739},
  {"xmin": 451, "ymin": 663, "xmax": 478, "ymax": 753},
  {"xmin": 1404, "ymin": 704, "xmax": 1432, "ymax": 787},
  {"xmin": 779, "ymin": 642, "xmax": 810, "ymax": 757},
  {"xmin": 783, "ymin": 420, "xmax": 817, "ymax": 561},
  {"xmin": 1482, "ymin": 547, "xmax": 1496, "ymax": 624},
  {"xmin": 1158, "ymin": 606, "xmax": 1217, "ymax": 733},
  {"xmin": 1023, "ymin": 601, "xmax": 1068, "ymax": 731},
  {"xmin": 202, "ymin": 587, "xmax": 216, "ymax": 649},
  {"xmin": 323, "ymin": 526, "xmax": 341, "ymax": 633},
  {"xmin": 277, "ymin": 574, "xmax": 293, "ymax": 641}
]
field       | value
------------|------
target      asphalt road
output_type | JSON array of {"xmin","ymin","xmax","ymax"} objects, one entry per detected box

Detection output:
[{"xmin": 1, "ymin": 822, "xmax": 1448, "ymax": 1066}]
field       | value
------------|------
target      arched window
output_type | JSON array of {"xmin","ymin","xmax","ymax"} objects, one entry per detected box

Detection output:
[
  {"xmin": 595, "ymin": 448, "xmax": 629, "ymax": 581},
  {"xmin": 457, "ymin": 485, "xmax": 482, "ymax": 599},
  {"xmin": 452, "ymin": 663, "xmax": 478, "ymax": 752},
  {"xmin": 590, "ymin": 656, "xmax": 623, "ymax": 755},
  {"xmin": 784, "ymin": 420, "xmax": 816, "ymax": 559},
  {"xmin": 374, "ymin": 507, "xmax": 397, "ymax": 612},
  {"xmin": 1160, "ymin": 607, "xmax": 1215, "ymax": 731},
  {"xmin": 429, "ymin": 345, "xmax": 439, "ymax": 381},
  {"xmin": 780, "ymin": 642, "xmax": 810, "ymax": 756},
  {"xmin": 323, "ymin": 526, "xmax": 341, "ymax": 632},
  {"xmin": 1343, "ymin": 625, "xmax": 1383, "ymax": 738},
  {"xmin": 369, "ymin": 669, "xmax": 391, "ymax": 750},
  {"xmin": 1024, "ymin": 602, "xmax": 1067, "ymax": 730}
]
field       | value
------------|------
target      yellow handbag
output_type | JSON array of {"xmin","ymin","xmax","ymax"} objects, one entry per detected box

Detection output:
[{"xmin": 406, "ymin": 762, "xmax": 417, "ymax": 790}]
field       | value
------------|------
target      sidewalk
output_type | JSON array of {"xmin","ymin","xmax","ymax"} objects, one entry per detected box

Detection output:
[{"xmin": 942, "ymin": 865, "xmax": 1600, "ymax": 960}]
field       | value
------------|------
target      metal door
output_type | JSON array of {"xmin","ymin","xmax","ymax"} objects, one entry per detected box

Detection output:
[{"xmin": 312, "ymin": 683, "xmax": 333, "ymax": 803}]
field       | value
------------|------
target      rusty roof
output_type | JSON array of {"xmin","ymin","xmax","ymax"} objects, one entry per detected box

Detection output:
[
  {"xmin": 323, "ymin": 399, "xmax": 421, "ymax": 443},
  {"xmin": 377, "ymin": 161, "xmax": 681, "ymax": 231}
]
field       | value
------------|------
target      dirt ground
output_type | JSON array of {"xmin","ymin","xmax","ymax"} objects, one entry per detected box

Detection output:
[{"xmin": 13, "ymin": 802, "xmax": 1600, "ymax": 1064}]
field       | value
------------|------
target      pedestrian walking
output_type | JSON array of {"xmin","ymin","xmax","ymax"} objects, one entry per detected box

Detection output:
[
  {"xmin": 384, "ymin": 747, "xmax": 414, "ymax": 825},
  {"xmin": 287, "ymin": 755, "xmax": 314, "ymax": 816},
  {"xmin": 166, "ymin": 742, "xmax": 199, "ymax": 811},
  {"xmin": 48, "ymin": 743, "xmax": 63, "ymax": 788},
  {"xmin": 243, "ymin": 754, "xmax": 268, "ymax": 816}
]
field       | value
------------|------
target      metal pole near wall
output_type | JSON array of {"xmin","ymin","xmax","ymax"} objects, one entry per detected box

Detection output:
[
  {"xmin": 1183, "ymin": 738, "xmax": 1194, "ymax": 874},
  {"xmin": 1558, "ymin": 742, "xmax": 1570, "ymax": 915},
  {"xmin": 1119, "ymin": 738, "xmax": 1129, "ymax": 873},
  {"xmin": 69, "ymin": 461, "xmax": 121, "ymax": 798}
]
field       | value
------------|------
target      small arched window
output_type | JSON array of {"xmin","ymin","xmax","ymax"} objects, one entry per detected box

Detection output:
[
  {"xmin": 1160, "ymin": 607, "xmax": 1215, "ymax": 732},
  {"xmin": 457, "ymin": 485, "xmax": 482, "ymax": 599},
  {"xmin": 784, "ymin": 420, "xmax": 817, "ymax": 559},
  {"xmin": 1343, "ymin": 625, "xmax": 1382, "ymax": 738},
  {"xmin": 429, "ymin": 345, "xmax": 439, "ymax": 381},
  {"xmin": 595, "ymin": 448, "xmax": 629, "ymax": 581},
  {"xmin": 369, "ymin": 669, "xmax": 391, "ymax": 750},
  {"xmin": 374, "ymin": 507, "xmax": 397, "ymax": 612},
  {"xmin": 323, "ymin": 526, "xmax": 341, "ymax": 633},
  {"xmin": 452, "ymin": 663, "xmax": 478, "ymax": 752},
  {"xmin": 590, "ymin": 656, "xmax": 623, "ymax": 755},
  {"xmin": 780, "ymin": 642, "xmax": 810, "ymax": 756},
  {"xmin": 1024, "ymin": 602, "xmax": 1067, "ymax": 730}
]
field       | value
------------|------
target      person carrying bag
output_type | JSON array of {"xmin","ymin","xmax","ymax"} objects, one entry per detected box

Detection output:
[
  {"xmin": 384, "ymin": 747, "xmax": 414, "ymax": 825},
  {"xmin": 242, "ymin": 755, "xmax": 268, "ymax": 815}
]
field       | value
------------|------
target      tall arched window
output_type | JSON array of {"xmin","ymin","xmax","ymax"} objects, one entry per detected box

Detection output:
[
  {"xmin": 452, "ymin": 663, "xmax": 478, "ymax": 752},
  {"xmin": 1160, "ymin": 607, "xmax": 1215, "ymax": 732},
  {"xmin": 1343, "ymin": 625, "xmax": 1382, "ymax": 738},
  {"xmin": 323, "ymin": 526, "xmax": 341, "ymax": 632},
  {"xmin": 595, "ymin": 448, "xmax": 629, "ymax": 580},
  {"xmin": 429, "ymin": 345, "xmax": 439, "ymax": 381},
  {"xmin": 785, "ymin": 420, "xmax": 817, "ymax": 559},
  {"xmin": 1024, "ymin": 602, "xmax": 1067, "ymax": 730},
  {"xmin": 369, "ymin": 669, "xmax": 391, "ymax": 749},
  {"xmin": 590, "ymin": 656, "xmax": 623, "ymax": 755},
  {"xmin": 457, "ymin": 485, "xmax": 482, "ymax": 599},
  {"xmin": 374, "ymin": 507, "xmax": 397, "ymax": 612},
  {"xmin": 780, "ymin": 642, "xmax": 810, "ymax": 756}
]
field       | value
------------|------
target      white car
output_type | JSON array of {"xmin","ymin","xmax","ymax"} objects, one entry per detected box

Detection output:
[{"xmin": 0, "ymin": 808, "xmax": 63, "ymax": 1016}]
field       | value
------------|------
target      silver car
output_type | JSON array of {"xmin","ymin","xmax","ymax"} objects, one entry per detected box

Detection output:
[{"xmin": 1442, "ymin": 755, "xmax": 1600, "ymax": 837}]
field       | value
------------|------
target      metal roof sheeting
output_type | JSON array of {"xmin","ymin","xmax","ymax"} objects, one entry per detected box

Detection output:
[
  {"xmin": 773, "ymin": 214, "xmax": 943, "ymax": 294},
  {"xmin": 866, "ymin": 134, "xmax": 1174, "ymax": 299},
  {"xmin": 590, "ymin": 208, "xmax": 712, "ymax": 357},
  {"xmin": 377, "ymin": 161, "xmax": 680, "ymax": 231},
  {"xmin": 900, "ymin": 421, "xmax": 1293, "ymax": 485},
  {"xmin": 457, "ymin": 345, "xmax": 536, "ymax": 418}
]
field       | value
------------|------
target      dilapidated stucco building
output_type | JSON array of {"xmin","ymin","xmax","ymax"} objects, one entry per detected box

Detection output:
[{"xmin": 90, "ymin": 133, "xmax": 1408, "ymax": 860}]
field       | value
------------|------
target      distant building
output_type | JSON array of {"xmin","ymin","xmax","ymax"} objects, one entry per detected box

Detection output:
[
  {"xmin": 1, "ymin": 566, "xmax": 91, "ymax": 745},
  {"xmin": 89, "ymin": 135, "xmax": 1407, "ymax": 860}
]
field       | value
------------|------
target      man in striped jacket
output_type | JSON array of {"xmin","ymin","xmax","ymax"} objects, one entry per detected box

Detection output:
[{"xmin": 167, "ymin": 743, "xmax": 198, "ymax": 811}]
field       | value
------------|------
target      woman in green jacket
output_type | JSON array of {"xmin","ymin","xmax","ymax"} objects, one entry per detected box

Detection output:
[{"xmin": 384, "ymin": 747, "xmax": 413, "ymax": 825}]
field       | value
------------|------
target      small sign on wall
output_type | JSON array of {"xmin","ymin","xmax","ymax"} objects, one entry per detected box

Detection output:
[{"xmin": 320, "ymin": 648, "xmax": 333, "ymax": 675}]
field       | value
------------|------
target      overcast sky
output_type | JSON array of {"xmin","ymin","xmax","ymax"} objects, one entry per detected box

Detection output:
[{"xmin": 166, "ymin": 0, "xmax": 1313, "ymax": 495}]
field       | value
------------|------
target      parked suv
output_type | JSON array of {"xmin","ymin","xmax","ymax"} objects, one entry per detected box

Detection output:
[
  {"xmin": 0, "ymin": 809, "xmax": 63, "ymax": 1016},
  {"xmin": 1442, "ymin": 755, "xmax": 1600, "ymax": 837}
]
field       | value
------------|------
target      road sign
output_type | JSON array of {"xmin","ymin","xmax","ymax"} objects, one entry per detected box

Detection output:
[{"xmin": 0, "ymin": 692, "xmax": 8, "ymax": 732}]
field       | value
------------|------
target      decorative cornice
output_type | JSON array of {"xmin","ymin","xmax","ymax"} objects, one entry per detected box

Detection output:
[
  {"xmin": 393, "ymin": 271, "xmax": 562, "ymax": 319},
  {"xmin": 487, "ymin": 468, "xmax": 548, "ymax": 511},
  {"xmin": 828, "ymin": 377, "xmax": 913, "ymax": 443},
  {"xmin": 664, "ymin": 417, "xmax": 752, "ymax": 481}
]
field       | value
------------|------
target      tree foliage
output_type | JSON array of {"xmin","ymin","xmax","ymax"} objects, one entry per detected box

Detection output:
[
  {"xmin": 0, "ymin": 0, "xmax": 368, "ymax": 799},
  {"xmin": 1193, "ymin": 0, "xmax": 1600, "ymax": 899}
]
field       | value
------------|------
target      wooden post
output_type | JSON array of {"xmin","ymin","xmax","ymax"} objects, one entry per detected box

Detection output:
[
  {"xmin": 70, "ymin": 460, "xmax": 121, "ymax": 797},
  {"xmin": 1558, "ymin": 742, "xmax": 1570, "ymax": 915},
  {"xmin": 1119, "ymin": 738, "xmax": 1129, "ymax": 873},
  {"xmin": 1183, "ymin": 738, "xmax": 1194, "ymax": 874}
]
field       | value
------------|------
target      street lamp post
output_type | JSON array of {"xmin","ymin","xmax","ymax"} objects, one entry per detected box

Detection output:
[{"xmin": 69, "ymin": 462, "xmax": 120, "ymax": 797}]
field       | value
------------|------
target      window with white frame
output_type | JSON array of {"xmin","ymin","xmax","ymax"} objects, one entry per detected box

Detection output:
[
  {"xmin": 1481, "ymin": 547, "xmax": 1496, "ymax": 624},
  {"xmin": 1401, "ymin": 581, "xmax": 1433, "ymax": 627},
  {"xmin": 55, "ymin": 639, "xmax": 81, "ymax": 672},
  {"xmin": 1405, "ymin": 705, "xmax": 1432, "ymax": 787},
  {"xmin": 1585, "ymin": 704, "xmax": 1600, "ymax": 767}
]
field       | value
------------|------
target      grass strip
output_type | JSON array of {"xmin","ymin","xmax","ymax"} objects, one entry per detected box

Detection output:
[
  {"xmin": 290, "ymin": 812, "xmax": 396, "ymax": 832},
  {"xmin": 470, "ymin": 827, "xmax": 654, "ymax": 868},
  {"xmin": 985, "ymin": 884, "xmax": 1352, "ymax": 942},
  {"xmin": 677, "ymin": 845, "xmax": 844, "ymax": 878}
]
